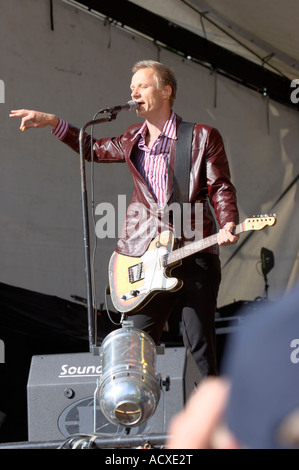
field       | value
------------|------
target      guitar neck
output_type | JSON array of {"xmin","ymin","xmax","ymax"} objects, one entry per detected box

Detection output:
[{"xmin": 165, "ymin": 222, "xmax": 244, "ymax": 266}]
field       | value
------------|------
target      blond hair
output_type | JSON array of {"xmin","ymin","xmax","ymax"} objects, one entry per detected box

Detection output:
[{"xmin": 132, "ymin": 60, "xmax": 177, "ymax": 106}]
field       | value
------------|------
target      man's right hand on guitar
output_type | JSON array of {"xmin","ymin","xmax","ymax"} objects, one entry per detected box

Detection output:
[{"xmin": 217, "ymin": 222, "xmax": 239, "ymax": 246}]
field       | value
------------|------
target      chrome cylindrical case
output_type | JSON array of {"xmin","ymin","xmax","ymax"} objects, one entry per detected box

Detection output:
[{"xmin": 98, "ymin": 326, "xmax": 161, "ymax": 427}]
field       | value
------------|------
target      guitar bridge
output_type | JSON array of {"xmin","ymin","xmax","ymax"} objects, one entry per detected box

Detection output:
[{"xmin": 128, "ymin": 262, "xmax": 144, "ymax": 283}]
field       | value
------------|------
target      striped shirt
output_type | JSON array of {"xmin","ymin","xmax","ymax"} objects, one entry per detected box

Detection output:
[
  {"xmin": 131, "ymin": 111, "xmax": 177, "ymax": 206},
  {"xmin": 52, "ymin": 111, "xmax": 177, "ymax": 206},
  {"xmin": 51, "ymin": 119, "xmax": 68, "ymax": 140}
]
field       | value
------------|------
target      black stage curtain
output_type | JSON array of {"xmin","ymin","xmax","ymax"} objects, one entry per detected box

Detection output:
[{"xmin": 0, "ymin": 282, "xmax": 115, "ymax": 443}]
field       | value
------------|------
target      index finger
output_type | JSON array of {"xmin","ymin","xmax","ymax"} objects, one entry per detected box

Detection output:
[{"xmin": 9, "ymin": 109, "xmax": 29, "ymax": 118}]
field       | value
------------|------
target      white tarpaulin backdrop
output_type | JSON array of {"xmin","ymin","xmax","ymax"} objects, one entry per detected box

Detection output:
[{"xmin": 0, "ymin": 0, "xmax": 298, "ymax": 312}]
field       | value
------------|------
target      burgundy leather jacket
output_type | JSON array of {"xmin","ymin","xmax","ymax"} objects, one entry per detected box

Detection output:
[{"xmin": 60, "ymin": 114, "xmax": 239, "ymax": 257}]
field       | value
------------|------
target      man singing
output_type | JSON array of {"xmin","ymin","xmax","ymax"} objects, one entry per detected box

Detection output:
[{"xmin": 10, "ymin": 60, "xmax": 239, "ymax": 377}]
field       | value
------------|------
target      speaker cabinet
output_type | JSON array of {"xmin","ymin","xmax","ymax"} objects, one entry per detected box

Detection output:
[{"xmin": 27, "ymin": 347, "xmax": 202, "ymax": 442}]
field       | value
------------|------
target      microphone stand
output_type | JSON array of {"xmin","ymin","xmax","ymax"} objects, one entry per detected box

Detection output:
[
  {"xmin": 79, "ymin": 112, "xmax": 117, "ymax": 354},
  {"xmin": 263, "ymin": 272, "xmax": 269, "ymax": 300}
]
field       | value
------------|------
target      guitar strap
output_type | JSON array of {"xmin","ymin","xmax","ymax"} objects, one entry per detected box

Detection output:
[{"xmin": 172, "ymin": 121, "xmax": 195, "ymax": 244}]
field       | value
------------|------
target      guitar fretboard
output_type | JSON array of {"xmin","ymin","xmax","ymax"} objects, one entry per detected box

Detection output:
[{"xmin": 163, "ymin": 222, "xmax": 244, "ymax": 266}]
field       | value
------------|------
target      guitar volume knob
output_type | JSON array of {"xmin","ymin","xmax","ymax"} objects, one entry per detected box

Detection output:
[{"xmin": 130, "ymin": 290, "xmax": 139, "ymax": 297}]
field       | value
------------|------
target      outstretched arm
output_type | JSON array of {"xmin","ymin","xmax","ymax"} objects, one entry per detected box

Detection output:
[
  {"xmin": 9, "ymin": 109, "xmax": 59, "ymax": 131},
  {"xmin": 9, "ymin": 108, "xmax": 128, "ymax": 164}
]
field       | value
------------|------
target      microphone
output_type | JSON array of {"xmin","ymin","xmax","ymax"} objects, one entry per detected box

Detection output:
[{"xmin": 101, "ymin": 100, "xmax": 139, "ymax": 114}]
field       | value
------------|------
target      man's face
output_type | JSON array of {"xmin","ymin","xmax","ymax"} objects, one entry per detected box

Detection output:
[{"xmin": 130, "ymin": 68, "xmax": 167, "ymax": 119}]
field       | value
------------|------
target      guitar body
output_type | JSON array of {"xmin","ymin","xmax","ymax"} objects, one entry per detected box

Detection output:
[
  {"xmin": 108, "ymin": 215, "xmax": 277, "ymax": 315},
  {"xmin": 109, "ymin": 231, "xmax": 182, "ymax": 314}
]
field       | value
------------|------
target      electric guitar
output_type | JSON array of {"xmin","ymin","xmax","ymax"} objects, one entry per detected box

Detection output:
[{"xmin": 108, "ymin": 215, "xmax": 277, "ymax": 314}]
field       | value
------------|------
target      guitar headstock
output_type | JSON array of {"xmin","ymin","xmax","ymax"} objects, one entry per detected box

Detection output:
[{"xmin": 243, "ymin": 214, "xmax": 277, "ymax": 231}]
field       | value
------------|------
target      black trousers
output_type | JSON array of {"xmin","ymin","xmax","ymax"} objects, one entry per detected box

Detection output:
[{"xmin": 131, "ymin": 253, "xmax": 221, "ymax": 377}]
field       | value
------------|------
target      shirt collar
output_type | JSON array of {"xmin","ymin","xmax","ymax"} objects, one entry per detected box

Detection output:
[{"xmin": 131, "ymin": 111, "xmax": 177, "ymax": 141}]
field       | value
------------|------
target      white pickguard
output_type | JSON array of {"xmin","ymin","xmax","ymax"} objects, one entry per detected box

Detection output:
[
  {"xmin": 120, "ymin": 247, "xmax": 178, "ymax": 302},
  {"xmin": 141, "ymin": 247, "xmax": 178, "ymax": 292}
]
